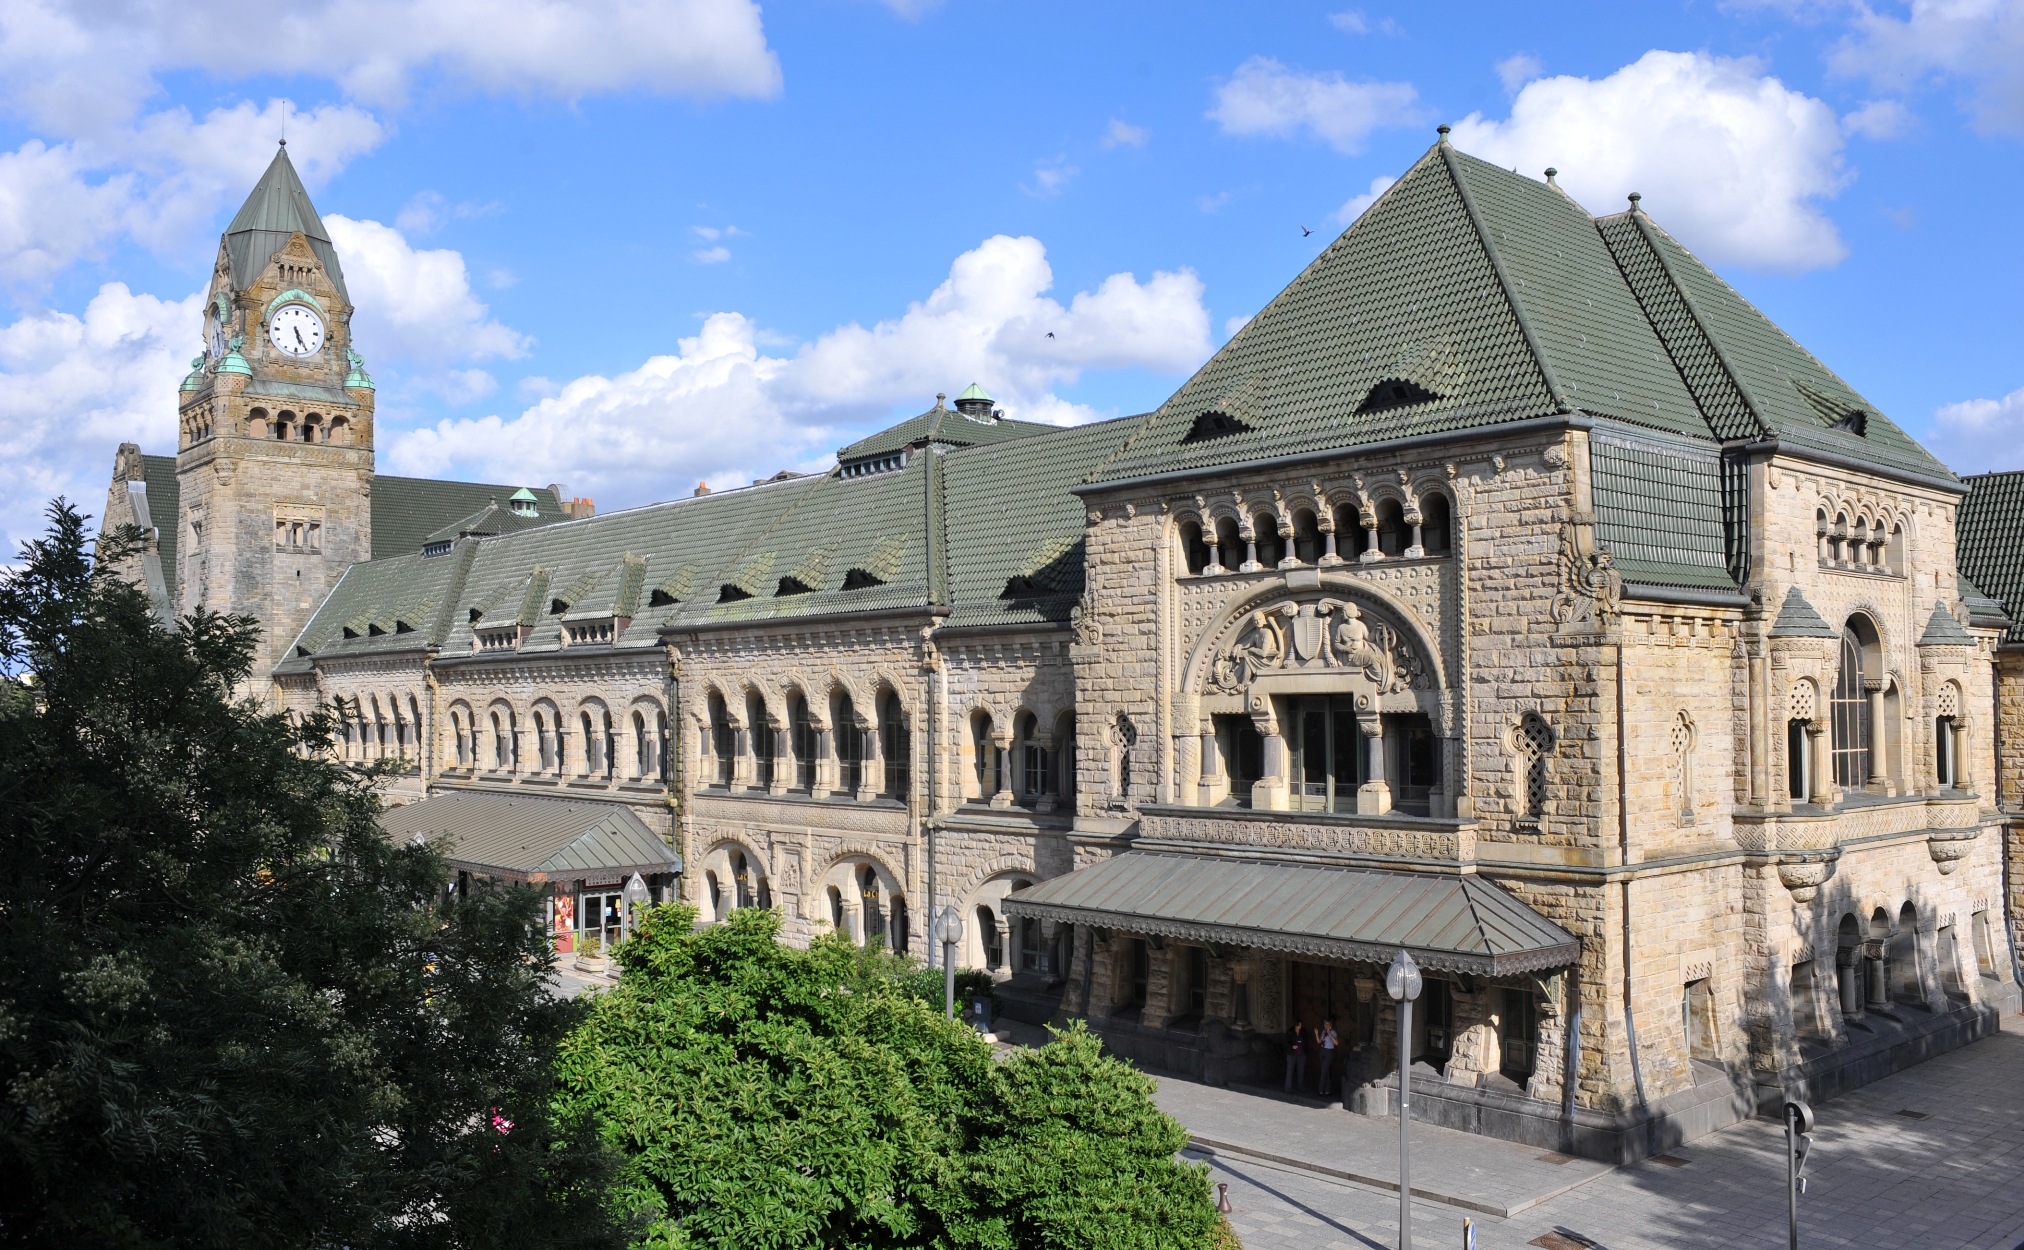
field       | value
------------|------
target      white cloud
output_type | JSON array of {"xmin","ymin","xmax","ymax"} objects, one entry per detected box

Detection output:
[
  {"xmin": 1224, "ymin": 312, "xmax": 1253, "ymax": 337},
  {"xmin": 0, "ymin": 283, "xmax": 199, "ymax": 555},
  {"xmin": 1102, "ymin": 119, "xmax": 1150, "ymax": 149},
  {"xmin": 0, "ymin": 100, "xmax": 385, "ymax": 287},
  {"xmin": 1328, "ymin": 10, "xmax": 1399, "ymax": 34},
  {"xmin": 692, "ymin": 245, "xmax": 732, "ymax": 264},
  {"xmin": 1209, "ymin": 56, "xmax": 1425, "ymax": 154},
  {"xmin": 1449, "ymin": 50, "xmax": 1851, "ymax": 272},
  {"xmin": 1830, "ymin": 0, "xmax": 2024, "ymax": 134},
  {"xmin": 0, "ymin": 0, "xmax": 781, "ymax": 139},
  {"xmin": 1927, "ymin": 385, "xmax": 2024, "ymax": 474},
  {"xmin": 325, "ymin": 215, "xmax": 528, "ymax": 368},
  {"xmin": 1025, "ymin": 161, "xmax": 1077, "ymax": 197},
  {"xmin": 388, "ymin": 235, "xmax": 1212, "ymax": 506},
  {"xmin": 1843, "ymin": 98, "xmax": 1915, "ymax": 138},
  {"xmin": 1332, "ymin": 174, "xmax": 1397, "ymax": 225},
  {"xmin": 692, "ymin": 225, "xmax": 723, "ymax": 241},
  {"xmin": 1496, "ymin": 53, "xmax": 1543, "ymax": 94}
]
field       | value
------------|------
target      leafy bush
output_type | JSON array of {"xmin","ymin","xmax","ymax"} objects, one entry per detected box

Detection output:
[
  {"xmin": 556, "ymin": 905, "xmax": 1218, "ymax": 1249},
  {"xmin": 893, "ymin": 962, "xmax": 997, "ymax": 1017}
]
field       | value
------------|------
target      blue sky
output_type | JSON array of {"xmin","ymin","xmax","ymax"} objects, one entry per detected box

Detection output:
[{"xmin": 2, "ymin": 0, "xmax": 2020, "ymax": 551}]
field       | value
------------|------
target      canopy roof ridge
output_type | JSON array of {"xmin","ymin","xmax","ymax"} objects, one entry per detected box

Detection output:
[{"xmin": 1621, "ymin": 209, "xmax": 1771, "ymax": 441}]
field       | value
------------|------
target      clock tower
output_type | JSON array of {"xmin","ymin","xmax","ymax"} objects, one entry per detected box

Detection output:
[{"xmin": 175, "ymin": 142, "xmax": 377, "ymax": 688}]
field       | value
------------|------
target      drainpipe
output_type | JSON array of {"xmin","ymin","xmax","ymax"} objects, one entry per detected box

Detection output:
[
  {"xmin": 1998, "ymin": 651, "xmax": 2024, "ymax": 994},
  {"xmin": 925, "ymin": 629, "xmax": 940, "ymax": 970},
  {"xmin": 1616, "ymin": 636, "xmax": 1653, "ymax": 1154},
  {"xmin": 1560, "ymin": 964, "xmax": 1582, "ymax": 1154}
]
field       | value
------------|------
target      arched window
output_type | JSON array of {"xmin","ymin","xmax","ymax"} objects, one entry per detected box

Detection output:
[
  {"xmin": 835, "ymin": 694, "xmax": 861, "ymax": 794},
  {"xmin": 1376, "ymin": 499, "xmax": 1407, "ymax": 557},
  {"xmin": 1936, "ymin": 683, "xmax": 1960, "ymax": 790},
  {"xmin": 709, "ymin": 693, "xmax": 734, "ymax": 785},
  {"xmin": 657, "ymin": 710, "xmax": 669, "ymax": 781},
  {"xmin": 732, "ymin": 852, "xmax": 752, "ymax": 908},
  {"xmin": 1178, "ymin": 520, "xmax": 1210, "ymax": 575},
  {"xmin": 1252, "ymin": 511, "xmax": 1282, "ymax": 568},
  {"xmin": 827, "ymin": 885, "xmax": 845, "ymax": 930},
  {"xmin": 536, "ymin": 712, "xmax": 553, "ymax": 771},
  {"xmin": 1420, "ymin": 492, "xmax": 1452, "ymax": 556},
  {"xmin": 1515, "ymin": 713, "xmax": 1554, "ymax": 821},
  {"xmin": 880, "ymin": 693, "xmax": 910, "ymax": 797},
  {"xmin": 579, "ymin": 711, "xmax": 597, "ymax": 776},
  {"xmin": 1212, "ymin": 516, "xmax": 1241, "ymax": 571},
  {"xmin": 789, "ymin": 695, "xmax": 817, "ymax": 791},
  {"xmin": 1831, "ymin": 626, "xmax": 1870, "ymax": 789},
  {"xmin": 1016, "ymin": 710, "xmax": 1048, "ymax": 802},
  {"xmin": 749, "ymin": 695, "xmax": 775, "ymax": 789},
  {"xmin": 602, "ymin": 710, "xmax": 616, "ymax": 780},
  {"xmin": 977, "ymin": 905, "xmax": 1003, "ymax": 969},
  {"xmin": 1291, "ymin": 509, "xmax": 1321, "ymax": 565},
  {"xmin": 859, "ymin": 866, "xmax": 883, "ymax": 948},
  {"xmin": 1671, "ymin": 713, "xmax": 1695, "ymax": 822},
  {"xmin": 1787, "ymin": 681, "xmax": 1816, "ymax": 802},
  {"xmin": 971, "ymin": 712, "xmax": 995, "ymax": 798},
  {"xmin": 453, "ymin": 711, "xmax": 469, "ymax": 766},
  {"xmin": 490, "ymin": 712, "xmax": 506, "ymax": 770}
]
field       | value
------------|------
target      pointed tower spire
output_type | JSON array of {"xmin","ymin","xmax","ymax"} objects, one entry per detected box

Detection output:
[{"xmin": 222, "ymin": 144, "xmax": 349, "ymax": 299}]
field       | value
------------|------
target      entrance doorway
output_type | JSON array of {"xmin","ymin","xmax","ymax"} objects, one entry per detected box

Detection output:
[{"xmin": 1291, "ymin": 697, "xmax": 1366, "ymax": 813}]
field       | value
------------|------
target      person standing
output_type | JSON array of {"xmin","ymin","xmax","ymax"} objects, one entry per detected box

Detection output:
[
  {"xmin": 1318, "ymin": 1018, "xmax": 1341, "ymax": 1099},
  {"xmin": 1284, "ymin": 1019, "xmax": 1307, "ymax": 1094}
]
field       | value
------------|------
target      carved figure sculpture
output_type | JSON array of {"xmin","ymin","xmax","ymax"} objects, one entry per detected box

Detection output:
[
  {"xmin": 1216, "ymin": 609, "xmax": 1283, "ymax": 690},
  {"xmin": 1551, "ymin": 520, "xmax": 1624, "ymax": 625}
]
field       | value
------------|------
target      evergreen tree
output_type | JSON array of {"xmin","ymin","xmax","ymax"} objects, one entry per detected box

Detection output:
[
  {"xmin": 556, "ymin": 903, "xmax": 1218, "ymax": 1250},
  {"xmin": 0, "ymin": 503, "xmax": 627, "ymax": 1249}
]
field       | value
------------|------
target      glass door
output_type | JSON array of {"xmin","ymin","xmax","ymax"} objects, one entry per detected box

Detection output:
[{"xmin": 1291, "ymin": 697, "xmax": 1365, "ymax": 813}]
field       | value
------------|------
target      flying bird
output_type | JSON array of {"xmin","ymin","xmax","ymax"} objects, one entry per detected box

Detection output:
[
  {"xmin": 1045, "ymin": 331, "xmax": 1055, "ymax": 339},
  {"xmin": 1301, "ymin": 225, "xmax": 1313, "ymax": 237}
]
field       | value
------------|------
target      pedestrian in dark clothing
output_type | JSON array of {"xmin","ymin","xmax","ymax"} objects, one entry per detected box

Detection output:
[
  {"xmin": 1284, "ymin": 1020, "xmax": 1307, "ymax": 1094},
  {"xmin": 1318, "ymin": 1019, "xmax": 1341, "ymax": 1098}
]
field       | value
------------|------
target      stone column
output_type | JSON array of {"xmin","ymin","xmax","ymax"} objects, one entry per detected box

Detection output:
[
  {"xmin": 814, "ymin": 725, "xmax": 836, "ymax": 793},
  {"xmin": 1357, "ymin": 714, "xmax": 1391, "ymax": 815},
  {"xmin": 1252, "ymin": 706, "xmax": 1290, "ymax": 810},
  {"xmin": 768, "ymin": 725, "xmax": 790, "ymax": 796},
  {"xmin": 1240, "ymin": 528, "xmax": 1261, "ymax": 573},
  {"xmin": 1197, "ymin": 722, "xmax": 1220, "ymax": 805},
  {"xmin": 1321, "ymin": 528, "xmax": 1341, "ymax": 565},
  {"xmin": 1950, "ymin": 717, "xmax": 1969, "ymax": 792},
  {"xmin": 1866, "ymin": 940, "xmax": 1889, "ymax": 1007},
  {"xmin": 857, "ymin": 719, "xmax": 883, "ymax": 801},
  {"xmin": 995, "ymin": 914, "xmax": 1013, "ymax": 977},
  {"xmin": 1836, "ymin": 946, "xmax": 1861, "ymax": 1018},
  {"xmin": 1865, "ymin": 679, "xmax": 1890, "ymax": 795},
  {"xmin": 1404, "ymin": 507, "xmax": 1424, "ymax": 559},
  {"xmin": 1360, "ymin": 520, "xmax": 1380, "ymax": 562},
  {"xmin": 1806, "ymin": 719, "xmax": 1833, "ymax": 807},
  {"xmin": 732, "ymin": 725, "xmax": 752, "ymax": 787},
  {"xmin": 990, "ymin": 736, "xmax": 1015, "ymax": 808},
  {"xmin": 1037, "ymin": 735, "xmax": 1061, "ymax": 813}
]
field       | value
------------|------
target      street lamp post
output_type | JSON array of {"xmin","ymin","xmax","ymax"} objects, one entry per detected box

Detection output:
[
  {"xmin": 1785, "ymin": 1099, "xmax": 1814, "ymax": 1250},
  {"xmin": 935, "ymin": 906, "xmax": 965, "ymax": 1020},
  {"xmin": 1385, "ymin": 949, "xmax": 1423, "ymax": 1250},
  {"xmin": 621, "ymin": 872, "xmax": 649, "ymax": 947}
]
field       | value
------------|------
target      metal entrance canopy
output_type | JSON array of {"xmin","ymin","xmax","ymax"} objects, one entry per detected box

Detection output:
[
  {"xmin": 1001, "ymin": 852, "xmax": 1579, "ymax": 976},
  {"xmin": 378, "ymin": 790, "xmax": 681, "ymax": 886}
]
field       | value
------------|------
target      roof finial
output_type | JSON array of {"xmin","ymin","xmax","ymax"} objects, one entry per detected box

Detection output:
[
  {"xmin": 1627, "ymin": 191, "xmax": 1642, "ymax": 212},
  {"xmin": 280, "ymin": 98, "xmax": 288, "ymax": 148},
  {"xmin": 934, "ymin": 392, "xmax": 946, "ymax": 409},
  {"xmin": 1544, "ymin": 167, "xmax": 1558, "ymax": 187},
  {"xmin": 1437, "ymin": 124, "xmax": 1451, "ymax": 145}
]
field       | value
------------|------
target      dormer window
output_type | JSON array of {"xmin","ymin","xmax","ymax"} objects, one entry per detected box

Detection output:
[
  {"xmin": 841, "ymin": 452, "xmax": 906, "ymax": 478},
  {"xmin": 1182, "ymin": 409, "xmax": 1253, "ymax": 443},
  {"xmin": 508, "ymin": 488, "xmax": 541, "ymax": 516},
  {"xmin": 563, "ymin": 617, "xmax": 618, "ymax": 646},
  {"xmin": 1356, "ymin": 378, "xmax": 1440, "ymax": 413},
  {"xmin": 474, "ymin": 625, "xmax": 519, "ymax": 652}
]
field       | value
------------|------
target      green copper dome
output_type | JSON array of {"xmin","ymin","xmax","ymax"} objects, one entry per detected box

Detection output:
[
  {"xmin": 216, "ymin": 350, "xmax": 252, "ymax": 376},
  {"xmin": 345, "ymin": 347, "xmax": 375, "ymax": 391},
  {"xmin": 955, "ymin": 382, "xmax": 992, "ymax": 403},
  {"xmin": 180, "ymin": 355, "xmax": 204, "ymax": 392}
]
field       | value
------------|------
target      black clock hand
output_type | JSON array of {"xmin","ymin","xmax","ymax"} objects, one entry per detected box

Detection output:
[{"xmin": 294, "ymin": 326, "xmax": 306, "ymax": 348}]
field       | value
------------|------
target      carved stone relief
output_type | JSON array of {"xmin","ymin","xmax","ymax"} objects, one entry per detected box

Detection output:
[{"xmin": 1208, "ymin": 597, "xmax": 1427, "ymax": 696}]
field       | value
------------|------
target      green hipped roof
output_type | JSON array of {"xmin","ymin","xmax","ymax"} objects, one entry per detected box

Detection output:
[
  {"xmin": 836, "ymin": 398, "xmax": 1055, "ymax": 463},
  {"xmin": 379, "ymin": 791, "xmax": 678, "ymax": 882},
  {"xmin": 225, "ymin": 145, "xmax": 349, "ymax": 301},
  {"xmin": 1956, "ymin": 470, "xmax": 2024, "ymax": 644},
  {"xmin": 955, "ymin": 383, "xmax": 992, "ymax": 402},
  {"xmin": 371, "ymin": 477, "xmax": 567, "ymax": 559},
  {"xmin": 422, "ymin": 502, "xmax": 558, "ymax": 547}
]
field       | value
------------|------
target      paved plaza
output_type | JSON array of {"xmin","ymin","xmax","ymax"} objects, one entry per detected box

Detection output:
[{"xmin": 994, "ymin": 1013, "xmax": 2024, "ymax": 1249}]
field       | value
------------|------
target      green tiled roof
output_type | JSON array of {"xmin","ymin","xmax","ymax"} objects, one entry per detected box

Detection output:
[
  {"xmin": 1956, "ymin": 470, "xmax": 2024, "ymax": 644},
  {"xmin": 836, "ymin": 400, "xmax": 1054, "ymax": 463},
  {"xmin": 224, "ymin": 145, "xmax": 349, "ymax": 301},
  {"xmin": 1915, "ymin": 600, "xmax": 1974, "ymax": 647},
  {"xmin": 139, "ymin": 454, "xmax": 180, "ymax": 606},
  {"xmin": 1589, "ymin": 424, "xmax": 1734, "ymax": 591},
  {"xmin": 422, "ymin": 502, "xmax": 557, "ymax": 547},
  {"xmin": 371, "ymin": 476, "xmax": 567, "ymax": 559},
  {"xmin": 379, "ymin": 791, "xmax": 679, "ymax": 881},
  {"xmin": 1768, "ymin": 586, "xmax": 1838, "ymax": 639}
]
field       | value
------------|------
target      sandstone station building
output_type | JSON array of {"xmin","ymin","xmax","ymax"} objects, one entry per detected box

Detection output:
[{"xmin": 110, "ymin": 134, "xmax": 2024, "ymax": 1162}]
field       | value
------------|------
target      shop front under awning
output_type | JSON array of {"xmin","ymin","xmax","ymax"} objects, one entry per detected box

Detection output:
[
  {"xmin": 1001, "ymin": 852, "xmax": 1579, "ymax": 977},
  {"xmin": 379, "ymin": 790, "xmax": 682, "ymax": 885}
]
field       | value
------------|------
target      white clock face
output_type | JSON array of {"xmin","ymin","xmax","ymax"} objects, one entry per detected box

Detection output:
[{"xmin": 268, "ymin": 304, "xmax": 326, "ymax": 358}]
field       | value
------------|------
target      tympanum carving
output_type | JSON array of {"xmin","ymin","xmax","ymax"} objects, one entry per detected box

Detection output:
[{"xmin": 1210, "ymin": 597, "xmax": 1426, "ymax": 695}]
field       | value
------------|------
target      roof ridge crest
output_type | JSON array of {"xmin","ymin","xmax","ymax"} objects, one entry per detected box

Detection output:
[
  {"xmin": 1623, "ymin": 211, "xmax": 1770, "ymax": 440},
  {"xmin": 1438, "ymin": 143, "xmax": 1571, "ymax": 416}
]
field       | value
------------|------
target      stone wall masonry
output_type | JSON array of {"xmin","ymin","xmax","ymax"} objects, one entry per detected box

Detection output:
[{"xmin": 1618, "ymin": 615, "xmax": 1745, "ymax": 863}]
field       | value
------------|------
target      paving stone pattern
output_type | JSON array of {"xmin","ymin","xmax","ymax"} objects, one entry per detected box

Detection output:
[{"xmin": 1185, "ymin": 1017, "xmax": 2024, "ymax": 1250}]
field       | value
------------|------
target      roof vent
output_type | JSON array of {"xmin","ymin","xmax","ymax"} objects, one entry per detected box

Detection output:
[
  {"xmin": 842, "ymin": 568, "xmax": 885, "ymax": 590},
  {"xmin": 1356, "ymin": 377, "xmax": 1442, "ymax": 413},
  {"xmin": 468, "ymin": 607, "xmax": 483, "ymax": 623},
  {"xmin": 1181, "ymin": 409, "xmax": 1254, "ymax": 443},
  {"xmin": 1832, "ymin": 410, "xmax": 1868, "ymax": 437},
  {"xmin": 776, "ymin": 576, "xmax": 816, "ymax": 596},
  {"xmin": 550, "ymin": 598, "xmax": 569, "ymax": 615},
  {"xmin": 508, "ymin": 487, "xmax": 540, "ymax": 517},
  {"xmin": 649, "ymin": 588, "xmax": 677, "ymax": 607},
  {"xmin": 717, "ymin": 584, "xmax": 753, "ymax": 603}
]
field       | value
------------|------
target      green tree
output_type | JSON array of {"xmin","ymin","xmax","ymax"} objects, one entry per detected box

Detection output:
[
  {"xmin": 0, "ymin": 503, "xmax": 627, "ymax": 1249},
  {"xmin": 556, "ymin": 904, "xmax": 1218, "ymax": 1250}
]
